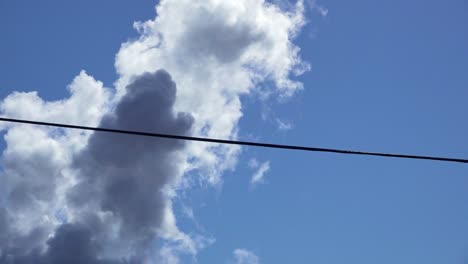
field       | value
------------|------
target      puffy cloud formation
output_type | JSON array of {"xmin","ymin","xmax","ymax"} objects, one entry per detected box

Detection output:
[
  {"xmin": 0, "ymin": 71, "xmax": 110, "ymax": 260},
  {"xmin": 1, "ymin": 70, "xmax": 197, "ymax": 263},
  {"xmin": 115, "ymin": 0, "xmax": 308, "ymax": 185},
  {"xmin": 68, "ymin": 70, "xmax": 196, "ymax": 261},
  {"xmin": 233, "ymin": 249, "xmax": 260, "ymax": 264},
  {"xmin": 0, "ymin": 0, "xmax": 308, "ymax": 262}
]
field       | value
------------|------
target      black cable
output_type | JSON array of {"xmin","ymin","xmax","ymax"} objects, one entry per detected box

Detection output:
[{"xmin": 0, "ymin": 117, "xmax": 466, "ymax": 164}]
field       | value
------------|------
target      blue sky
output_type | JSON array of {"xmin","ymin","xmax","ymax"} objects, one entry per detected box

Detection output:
[{"xmin": 1, "ymin": 0, "xmax": 468, "ymax": 263}]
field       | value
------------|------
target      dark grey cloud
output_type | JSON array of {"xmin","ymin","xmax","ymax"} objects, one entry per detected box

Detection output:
[
  {"xmin": 1, "ymin": 223, "xmax": 139, "ymax": 264},
  {"xmin": 45, "ymin": 223, "xmax": 104, "ymax": 264},
  {"xmin": 0, "ymin": 70, "xmax": 194, "ymax": 263},
  {"xmin": 70, "ymin": 69, "xmax": 193, "ymax": 240},
  {"xmin": 0, "ymin": 208, "xmax": 9, "ymax": 249},
  {"xmin": 42, "ymin": 223, "xmax": 140, "ymax": 264}
]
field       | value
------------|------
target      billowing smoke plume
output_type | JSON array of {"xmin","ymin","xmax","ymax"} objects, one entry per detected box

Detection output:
[{"xmin": 0, "ymin": 0, "xmax": 308, "ymax": 262}]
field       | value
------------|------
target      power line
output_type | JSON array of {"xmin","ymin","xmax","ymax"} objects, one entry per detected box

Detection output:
[{"xmin": 0, "ymin": 117, "xmax": 466, "ymax": 164}]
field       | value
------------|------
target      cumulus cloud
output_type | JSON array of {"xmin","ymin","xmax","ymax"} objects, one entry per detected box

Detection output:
[
  {"xmin": 233, "ymin": 249, "xmax": 260, "ymax": 264},
  {"xmin": 67, "ymin": 70, "xmax": 195, "ymax": 261},
  {"xmin": 0, "ymin": 70, "xmax": 200, "ymax": 263},
  {"xmin": 0, "ymin": 71, "xmax": 110, "ymax": 259},
  {"xmin": 0, "ymin": 0, "xmax": 308, "ymax": 262},
  {"xmin": 0, "ymin": 223, "xmax": 139, "ymax": 264},
  {"xmin": 115, "ymin": 0, "xmax": 309, "ymax": 185},
  {"xmin": 0, "ymin": 70, "xmax": 110, "ymax": 127}
]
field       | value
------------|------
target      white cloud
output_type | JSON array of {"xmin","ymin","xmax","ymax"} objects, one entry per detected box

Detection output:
[
  {"xmin": 0, "ymin": 0, "xmax": 308, "ymax": 262},
  {"xmin": 250, "ymin": 161, "xmax": 271, "ymax": 186},
  {"xmin": 115, "ymin": 0, "xmax": 309, "ymax": 186},
  {"xmin": 233, "ymin": 249, "xmax": 260, "ymax": 264},
  {"xmin": 276, "ymin": 118, "xmax": 293, "ymax": 131},
  {"xmin": 248, "ymin": 158, "xmax": 260, "ymax": 169},
  {"xmin": 317, "ymin": 6, "xmax": 329, "ymax": 17},
  {"xmin": 1, "ymin": 70, "xmax": 110, "ymax": 127},
  {"xmin": 306, "ymin": 0, "xmax": 329, "ymax": 17},
  {"xmin": 182, "ymin": 205, "xmax": 195, "ymax": 221},
  {"xmin": 0, "ymin": 71, "xmax": 111, "ymax": 255}
]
